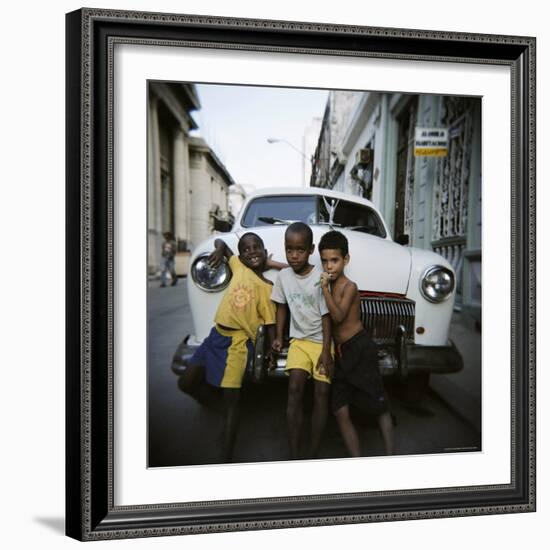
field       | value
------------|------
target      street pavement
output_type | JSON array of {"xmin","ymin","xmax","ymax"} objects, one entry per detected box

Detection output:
[
  {"xmin": 431, "ymin": 311, "xmax": 482, "ymax": 430},
  {"xmin": 148, "ymin": 278, "xmax": 481, "ymax": 467}
]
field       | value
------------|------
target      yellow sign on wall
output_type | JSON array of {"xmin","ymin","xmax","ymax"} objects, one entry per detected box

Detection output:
[{"xmin": 414, "ymin": 128, "xmax": 448, "ymax": 157}]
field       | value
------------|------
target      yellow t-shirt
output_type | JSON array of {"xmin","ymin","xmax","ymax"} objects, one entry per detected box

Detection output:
[{"xmin": 214, "ymin": 255, "xmax": 276, "ymax": 341}]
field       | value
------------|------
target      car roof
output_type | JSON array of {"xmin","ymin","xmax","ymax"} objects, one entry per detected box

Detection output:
[{"xmin": 243, "ymin": 186, "xmax": 377, "ymax": 208}]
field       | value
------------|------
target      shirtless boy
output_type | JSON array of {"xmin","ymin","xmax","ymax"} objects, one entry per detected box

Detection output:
[{"xmin": 318, "ymin": 230, "xmax": 393, "ymax": 456}]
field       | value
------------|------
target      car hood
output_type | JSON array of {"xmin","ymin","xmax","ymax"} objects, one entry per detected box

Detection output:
[{"xmin": 235, "ymin": 225, "xmax": 412, "ymax": 294}]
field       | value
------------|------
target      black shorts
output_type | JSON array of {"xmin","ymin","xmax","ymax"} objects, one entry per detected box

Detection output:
[{"xmin": 331, "ymin": 330, "xmax": 388, "ymax": 416}]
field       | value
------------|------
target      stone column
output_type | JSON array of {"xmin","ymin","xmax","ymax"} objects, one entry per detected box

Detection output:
[
  {"xmin": 147, "ymin": 93, "xmax": 162, "ymax": 274},
  {"xmin": 183, "ymin": 144, "xmax": 191, "ymax": 244},
  {"xmin": 372, "ymin": 94, "xmax": 388, "ymax": 210},
  {"xmin": 190, "ymin": 156, "xmax": 211, "ymax": 247},
  {"xmin": 172, "ymin": 128, "xmax": 189, "ymax": 245},
  {"xmin": 381, "ymin": 94, "xmax": 398, "ymax": 231}
]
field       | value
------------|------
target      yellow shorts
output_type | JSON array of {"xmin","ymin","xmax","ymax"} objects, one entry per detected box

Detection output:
[{"xmin": 285, "ymin": 338, "xmax": 332, "ymax": 384}]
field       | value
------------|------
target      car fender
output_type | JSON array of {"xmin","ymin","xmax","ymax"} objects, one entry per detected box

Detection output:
[
  {"xmin": 406, "ymin": 248, "xmax": 456, "ymax": 346},
  {"xmin": 187, "ymin": 232, "xmax": 241, "ymax": 342}
]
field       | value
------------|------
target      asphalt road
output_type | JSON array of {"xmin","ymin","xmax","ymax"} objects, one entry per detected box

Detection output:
[{"xmin": 148, "ymin": 278, "xmax": 481, "ymax": 467}]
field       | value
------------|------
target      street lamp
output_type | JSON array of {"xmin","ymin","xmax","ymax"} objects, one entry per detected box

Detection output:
[{"xmin": 267, "ymin": 137, "xmax": 308, "ymax": 160}]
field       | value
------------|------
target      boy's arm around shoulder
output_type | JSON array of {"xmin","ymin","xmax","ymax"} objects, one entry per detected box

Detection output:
[
  {"xmin": 321, "ymin": 279, "xmax": 358, "ymax": 324},
  {"xmin": 264, "ymin": 254, "xmax": 288, "ymax": 271}
]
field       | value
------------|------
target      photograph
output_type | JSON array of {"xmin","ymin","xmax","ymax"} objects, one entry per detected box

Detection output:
[
  {"xmin": 147, "ymin": 82, "xmax": 482, "ymax": 468},
  {"xmin": 63, "ymin": 5, "xmax": 535, "ymax": 540}
]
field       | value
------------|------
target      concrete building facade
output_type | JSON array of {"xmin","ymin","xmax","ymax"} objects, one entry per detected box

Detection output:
[
  {"xmin": 147, "ymin": 82, "xmax": 234, "ymax": 277},
  {"xmin": 302, "ymin": 117, "xmax": 322, "ymax": 187},
  {"xmin": 228, "ymin": 183, "xmax": 248, "ymax": 220},
  {"xmin": 188, "ymin": 136, "xmax": 235, "ymax": 247},
  {"xmin": 310, "ymin": 91, "xmax": 362, "ymax": 190},
  {"xmin": 311, "ymin": 91, "xmax": 481, "ymax": 318}
]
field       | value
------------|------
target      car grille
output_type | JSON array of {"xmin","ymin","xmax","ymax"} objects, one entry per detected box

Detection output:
[{"xmin": 359, "ymin": 294, "xmax": 416, "ymax": 344}]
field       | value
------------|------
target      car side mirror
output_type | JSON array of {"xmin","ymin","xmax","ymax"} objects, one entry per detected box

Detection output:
[
  {"xmin": 396, "ymin": 234, "xmax": 409, "ymax": 246},
  {"xmin": 213, "ymin": 219, "xmax": 233, "ymax": 232}
]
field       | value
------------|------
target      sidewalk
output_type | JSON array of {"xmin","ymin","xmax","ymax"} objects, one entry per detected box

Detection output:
[{"xmin": 429, "ymin": 311, "xmax": 482, "ymax": 432}]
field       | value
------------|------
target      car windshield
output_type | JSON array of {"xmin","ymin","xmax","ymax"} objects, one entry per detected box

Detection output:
[
  {"xmin": 241, "ymin": 195, "xmax": 318, "ymax": 226},
  {"xmin": 318, "ymin": 197, "xmax": 387, "ymax": 237},
  {"xmin": 241, "ymin": 194, "xmax": 386, "ymax": 238}
]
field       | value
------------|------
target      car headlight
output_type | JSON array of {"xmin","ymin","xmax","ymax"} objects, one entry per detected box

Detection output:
[
  {"xmin": 420, "ymin": 265, "xmax": 455, "ymax": 303},
  {"xmin": 191, "ymin": 254, "xmax": 232, "ymax": 292}
]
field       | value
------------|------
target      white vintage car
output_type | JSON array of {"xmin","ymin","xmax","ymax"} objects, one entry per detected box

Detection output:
[{"xmin": 172, "ymin": 187, "xmax": 462, "ymax": 394}]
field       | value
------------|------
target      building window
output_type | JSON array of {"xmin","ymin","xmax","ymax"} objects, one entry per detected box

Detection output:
[{"xmin": 431, "ymin": 96, "xmax": 476, "ymax": 303}]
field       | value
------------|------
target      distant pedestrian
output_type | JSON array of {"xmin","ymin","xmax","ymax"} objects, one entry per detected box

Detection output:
[{"xmin": 160, "ymin": 231, "xmax": 178, "ymax": 287}]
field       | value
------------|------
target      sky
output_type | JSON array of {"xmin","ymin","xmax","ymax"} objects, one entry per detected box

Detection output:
[{"xmin": 190, "ymin": 84, "xmax": 329, "ymax": 191}]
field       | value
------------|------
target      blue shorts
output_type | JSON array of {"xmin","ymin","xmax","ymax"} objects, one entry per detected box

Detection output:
[{"xmin": 188, "ymin": 325, "xmax": 254, "ymax": 389}]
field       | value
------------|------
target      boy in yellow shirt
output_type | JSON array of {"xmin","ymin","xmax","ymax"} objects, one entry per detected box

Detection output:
[{"xmin": 180, "ymin": 232, "xmax": 284, "ymax": 462}]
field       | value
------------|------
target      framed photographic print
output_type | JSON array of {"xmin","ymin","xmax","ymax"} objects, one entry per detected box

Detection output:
[{"xmin": 66, "ymin": 8, "xmax": 536, "ymax": 541}]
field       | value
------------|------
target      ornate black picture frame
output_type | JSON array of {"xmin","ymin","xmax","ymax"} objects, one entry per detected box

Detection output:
[{"xmin": 66, "ymin": 8, "xmax": 536, "ymax": 541}]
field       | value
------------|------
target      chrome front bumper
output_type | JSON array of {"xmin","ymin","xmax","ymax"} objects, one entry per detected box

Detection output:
[{"xmin": 171, "ymin": 326, "xmax": 463, "ymax": 384}]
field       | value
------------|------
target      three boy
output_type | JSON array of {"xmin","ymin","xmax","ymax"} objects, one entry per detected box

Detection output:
[{"xmin": 181, "ymin": 225, "xmax": 393, "ymax": 461}]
